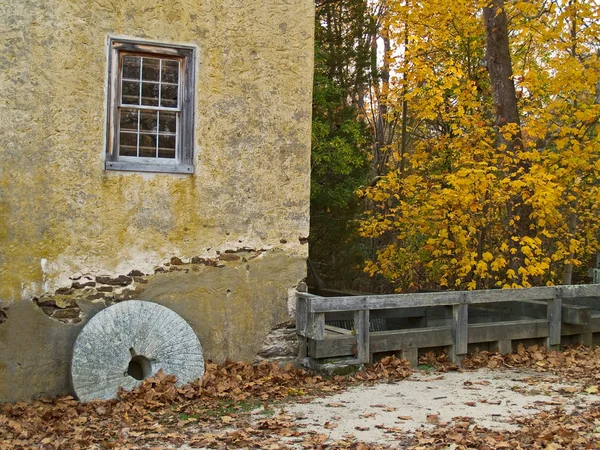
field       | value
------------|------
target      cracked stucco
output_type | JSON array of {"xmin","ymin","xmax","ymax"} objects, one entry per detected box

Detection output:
[{"xmin": 0, "ymin": 0, "xmax": 314, "ymax": 401}]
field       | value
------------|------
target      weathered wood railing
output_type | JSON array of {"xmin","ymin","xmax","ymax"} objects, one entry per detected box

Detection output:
[{"xmin": 296, "ymin": 285, "xmax": 600, "ymax": 366}]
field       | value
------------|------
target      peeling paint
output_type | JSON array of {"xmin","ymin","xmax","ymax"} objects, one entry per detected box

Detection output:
[
  {"xmin": 1, "ymin": 0, "xmax": 314, "ymax": 402},
  {"xmin": 1, "ymin": 0, "xmax": 314, "ymax": 302}
]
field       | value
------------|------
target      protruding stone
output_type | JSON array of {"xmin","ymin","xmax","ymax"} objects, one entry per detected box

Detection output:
[
  {"xmin": 55, "ymin": 287, "xmax": 74, "ymax": 295},
  {"xmin": 127, "ymin": 270, "xmax": 145, "ymax": 277},
  {"xmin": 254, "ymin": 322, "xmax": 298, "ymax": 362},
  {"xmin": 71, "ymin": 300, "xmax": 204, "ymax": 402},
  {"xmin": 72, "ymin": 281, "xmax": 96, "ymax": 289},
  {"xmin": 95, "ymin": 275, "xmax": 133, "ymax": 286},
  {"xmin": 54, "ymin": 296, "xmax": 78, "ymax": 309},
  {"xmin": 191, "ymin": 256, "xmax": 218, "ymax": 267}
]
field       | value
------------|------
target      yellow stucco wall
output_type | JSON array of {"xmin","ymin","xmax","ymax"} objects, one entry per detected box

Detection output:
[{"xmin": 0, "ymin": 0, "xmax": 314, "ymax": 401}]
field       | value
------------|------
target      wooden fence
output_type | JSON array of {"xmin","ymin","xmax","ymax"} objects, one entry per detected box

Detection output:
[{"xmin": 296, "ymin": 285, "xmax": 600, "ymax": 367}]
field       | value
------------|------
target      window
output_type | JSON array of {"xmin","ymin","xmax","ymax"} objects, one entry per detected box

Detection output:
[{"xmin": 105, "ymin": 38, "xmax": 195, "ymax": 173}]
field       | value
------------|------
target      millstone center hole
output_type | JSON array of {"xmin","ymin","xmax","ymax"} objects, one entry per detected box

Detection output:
[{"xmin": 127, "ymin": 355, "xmax": 152, "ymax": 380}]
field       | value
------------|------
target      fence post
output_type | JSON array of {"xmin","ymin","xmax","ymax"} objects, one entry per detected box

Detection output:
[
  {"xmin": 400, "ymin": 348, "xmax": 419, "ymax": 367},
  {"xmin": 547, "ymin": 287, "xmax": 562, "ymax": 350},
  {"xmin": 354, "ymin": 309, "xmax": 370, "ymax": 364},
  {"xmin": 310, "ymin": 312, "xmax": 325, "ymax": 341},
  {"xmin": 451, "ymin": 295, "xmax": 468, "ymax": 364},
  {"xmin": 296, "ymin": 294, "xmax": 308, "ymax": 357}
]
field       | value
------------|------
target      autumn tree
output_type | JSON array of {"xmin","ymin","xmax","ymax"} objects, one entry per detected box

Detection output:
[{"xmin": 358, "ymin": 0, "xmax": 600, "ymax": 291}]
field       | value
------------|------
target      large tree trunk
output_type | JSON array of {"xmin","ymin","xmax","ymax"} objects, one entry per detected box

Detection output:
[
  {"xmin": 483, "ymin": 0, "xmax": 533, "ymax": 278},
  {"xmin": 483, "ymin": 0, "xmax": 523, "ymax": 152}
]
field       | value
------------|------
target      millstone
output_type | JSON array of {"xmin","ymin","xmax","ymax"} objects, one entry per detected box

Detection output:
[{"xmin": 71, "ymin": 300, "xmax": 204, "ymax": 402}]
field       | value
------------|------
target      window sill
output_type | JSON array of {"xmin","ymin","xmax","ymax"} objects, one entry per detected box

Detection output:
[{"xmin": 105, "ymin": 160, "xmax": 194, "ymax": 174}]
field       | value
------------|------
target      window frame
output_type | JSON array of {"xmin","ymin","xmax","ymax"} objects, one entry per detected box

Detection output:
[{"xmin": 105, "ymin": 37, "xmax": 196, "ymax": 174}]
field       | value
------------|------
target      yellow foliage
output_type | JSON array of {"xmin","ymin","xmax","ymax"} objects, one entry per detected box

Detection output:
[{"xmin": 358, "ymin": 0, "xmax": 600, "ymax": 292}]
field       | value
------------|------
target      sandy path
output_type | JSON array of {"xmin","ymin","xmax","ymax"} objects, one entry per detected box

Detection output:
[{"xmin": 274, "ymin": 368, "xmax": 595, "ymax": 446}]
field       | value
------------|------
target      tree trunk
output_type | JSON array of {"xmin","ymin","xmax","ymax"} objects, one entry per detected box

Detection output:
[
  {"xmin": 483, "ymin": 0, "xmax": 523, "ymax": 152},
  {"xmin": 483, "ymin": 0, "xmax": 533, "ymax": 278},
  {"xmin": 562, "ymin": 207, "xmax": 577, "ymax": 285}
]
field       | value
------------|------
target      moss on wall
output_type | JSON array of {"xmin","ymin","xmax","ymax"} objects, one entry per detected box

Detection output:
[
  {"xmin": 0, "ymin": 0, "xmax": 314, "ymax": 401},
  {"xmin": 0, "ymin": 0, "xmax": 313, "ymax": 298}
]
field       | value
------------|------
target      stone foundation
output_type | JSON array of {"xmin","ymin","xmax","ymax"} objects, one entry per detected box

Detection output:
[{"xmin": 0, "ymin": 250, "xmax": 305, "ymax": 402}]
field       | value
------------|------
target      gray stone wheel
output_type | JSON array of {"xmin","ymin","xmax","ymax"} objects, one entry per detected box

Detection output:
[{"xmin": 71, "ymin": 300, "xmax": 204, "ymax": 402}]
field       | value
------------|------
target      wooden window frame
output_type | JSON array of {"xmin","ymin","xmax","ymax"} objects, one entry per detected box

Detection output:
[{"xmin": 105, "ymin": 38, "xmax": 196, "ymax": 174}]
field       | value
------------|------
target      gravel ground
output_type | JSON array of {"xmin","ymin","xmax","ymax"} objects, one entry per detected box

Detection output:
[{"xmin": 268, "ymin": 368, "xmax": 595, "ymax": 446}]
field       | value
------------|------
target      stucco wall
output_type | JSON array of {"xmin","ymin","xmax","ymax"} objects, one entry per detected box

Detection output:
[{"xmin": 0, "ymin": 0, "xmax": 314, "ymax": 401}]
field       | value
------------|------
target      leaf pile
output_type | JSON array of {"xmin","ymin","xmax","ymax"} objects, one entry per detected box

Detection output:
[
  {"xmin": 410, "ymin": 405, "xmax": 600, "ymax": 450},
  {"xmin": 462, "ymin": 344, "xmax": 600, "ymax": 386},
  {"xmin": 0, "ymin": 357, "xmax": 411, "ymax": 449},
  {"xmin": 3, "ymin": 349, "xmax": 600, "ymax": 449}
]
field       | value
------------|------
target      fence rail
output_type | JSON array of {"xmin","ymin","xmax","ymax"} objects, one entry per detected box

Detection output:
[{"xmin": 296, "ymin": 285, "xmax": 600, "ymax": 366}]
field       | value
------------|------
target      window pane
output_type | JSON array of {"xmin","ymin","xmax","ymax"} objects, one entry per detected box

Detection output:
[
  {"xmin": 141, "ymin": 83, "xmax": 159, "ymax": 106},
  {"xmin": 142, "ymin": 58, "xmax": 160, "ymax": 81},
  {"xmin": 119, "ymin": 109, "xmax": 138, "ymax": 131},
  {"xmin": 119, "ymin": 132, "xmax": 137, "ymax": 156},
  {"xmin": 158, "ymin": 112, "xmax": 177, "ymax": 133},
  {"xmin": 122, "ymin": 56, "xmax": 140, "ymax": 79},
  {"xmin": 140, "ymin": 111, "xmax": 158, "ymax": 132},
  {"xmin": 158, "ymin": 135, "xmax": 176, "ymax": 159},
  {"xmin": 121, "ymin": 81, "xmax": 140, "ymax": 105},
  {"xmin": 161, "ymin": 84, "xmax": 178, "ymax": 108},
  {"xmin": 161, "ymin": 60, "xmax": 179, "ymax": 84},
  {"xmin": 139, "ymin": 134, "xmax": 157, "ymax": 157}
]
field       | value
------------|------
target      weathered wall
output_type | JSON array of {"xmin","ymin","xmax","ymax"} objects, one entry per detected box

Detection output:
[{"xmin": 0, "ymin": 0, "xmax": 314, "ymax": 401}]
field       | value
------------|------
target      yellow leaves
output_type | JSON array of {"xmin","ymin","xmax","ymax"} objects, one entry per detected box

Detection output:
[
  {"xmin": 354, "ymin": 0, "xmax": 600, "ymax": 292},
  {"xmin": 482, "ymin": 252, "xmax": 494, "ymax": 262},
  {"xmin": 490, "ymin": 257, "xmax": 507, "ymax": 272},
  {"xmin": 569, "ymin": 239, "xmax": 580, "ymax": 254},
  {"xmin": 475, "ymin": 260, "xmax": 488, "ymax": 277},
  {"xmin": 286, "ymin": 387, "xmax": 305, "ymax": 397}
]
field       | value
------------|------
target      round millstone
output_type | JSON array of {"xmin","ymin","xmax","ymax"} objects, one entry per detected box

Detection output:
[{"xmin": 71, "ymin": 300, "xmax": 204, "ymax": 402}]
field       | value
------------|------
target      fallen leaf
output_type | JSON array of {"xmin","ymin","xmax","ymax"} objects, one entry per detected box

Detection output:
[{"xmin": 426, "ymin": 414, "xmax": 440, "ymax": 423}]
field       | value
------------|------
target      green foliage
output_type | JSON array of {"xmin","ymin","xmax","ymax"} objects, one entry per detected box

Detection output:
[{"xmin": 309, "ymin": 0, "xmax": 374, "ymax": 288}]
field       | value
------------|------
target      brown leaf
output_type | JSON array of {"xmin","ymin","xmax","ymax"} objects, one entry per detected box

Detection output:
[{"xmin": 426, "ymin": 414, "xmax": 439, "ymax": 423}]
